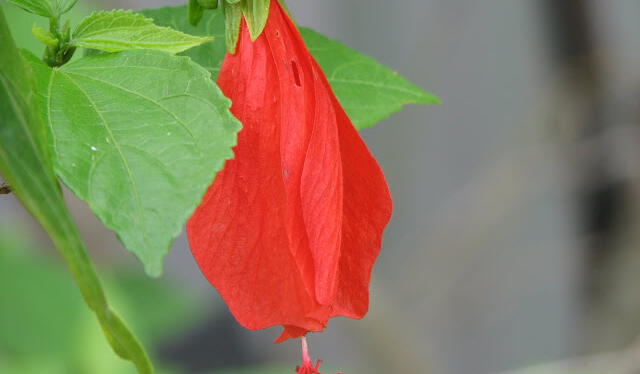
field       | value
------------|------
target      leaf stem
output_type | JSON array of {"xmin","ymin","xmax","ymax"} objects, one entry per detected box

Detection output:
[
  {"xmin": 43, "ymin": 14, "xmax": 75, "ymax": 67},
  {"xmin": 48, "ymin": 15, "xmax": 59, "ymax": 36},
  {"xmin": 48, "ymin": 212, "xmax": 154, "ymax": 373}
]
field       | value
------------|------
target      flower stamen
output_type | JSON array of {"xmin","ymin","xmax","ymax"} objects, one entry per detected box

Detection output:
[{"xmin": 295, "ymin": 337, "xmax": 343, "ymax": 374}]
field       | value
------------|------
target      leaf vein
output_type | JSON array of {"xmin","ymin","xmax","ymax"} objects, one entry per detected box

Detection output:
[{"xmin": 58, "ymin": 71, "xmax": 151, "ymax": 250}]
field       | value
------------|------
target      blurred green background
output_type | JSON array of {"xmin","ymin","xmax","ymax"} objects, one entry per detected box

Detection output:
[{"xmin": 0, "ymin": 227, "xmax": 290, "ymax": 374}]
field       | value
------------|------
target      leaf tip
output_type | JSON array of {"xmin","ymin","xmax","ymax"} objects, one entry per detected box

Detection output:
[
  {"xmin": 425, "ymin": 92, "xmax": 442, "ymax": 105},
  {"xmin": 143, "ymin": 262, "xmax": 163, "ymax": 278}
]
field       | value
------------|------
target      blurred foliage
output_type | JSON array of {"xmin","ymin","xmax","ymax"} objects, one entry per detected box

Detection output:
[
  {"xmin": 0, "ymin": 229, "xmax": 288, "ymax": 373},
  {"xmin": 0, "ymin": 228, "xmax": 195, "ymax": 373}
]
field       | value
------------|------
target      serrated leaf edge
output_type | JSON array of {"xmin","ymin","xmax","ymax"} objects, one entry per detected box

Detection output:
[
  {"xmin": 72, "ymin": 9, "xmax": 214, "ymax": 54},
  {"xmin": 42, "ymin": 51, "xmax": 240, "ymax": 276}
]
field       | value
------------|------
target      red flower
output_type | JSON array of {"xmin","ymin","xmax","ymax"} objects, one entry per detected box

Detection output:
[{"xmin": 187, "ymin": 0, "xmax": 392, "ymax": 343}]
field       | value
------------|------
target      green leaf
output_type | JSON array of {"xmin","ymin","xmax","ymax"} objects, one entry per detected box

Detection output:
[
  {"xmin": 6, "ymin": 0, "xmax": 76, "ymax": 17},
  {"xmin": 139, "ymin": 5, "xmax": 439, "ymax": 130},
  {"xmin": 140, "ymin": 6, "xmax": 226, "ymax": 69},
  {"xmin": 29, "ymin": 49, "xmax": 240, "ymax": 276},
  {"xmin": 241, "ymin": 0, "xmax": 270, "ymax": 41},
  {"xmin": 0, "ymin": 8, "xmax": 153, "ymax": 374},
  {"xmin": 72, "ymin": 10, "xmax": 214, "ymax": 54},
  {"xmin": 301, "ymin": 28, "xmax": 441, "ymax": 129},
  {"xmin": 52, "ymin": 0, "xmax": 76, "ymax": 16},
  {"xmin": 6, "ymin": 0, "xmax": 53, "ymax": 17}
]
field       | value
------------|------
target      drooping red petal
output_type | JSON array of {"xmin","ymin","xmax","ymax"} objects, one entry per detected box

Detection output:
[
  {"xmin": 326, "ymin": 73, "xmax": 392, "ymax": 319},
  {"xmin": 263, "ymin": 2, "xmax": 345, "ymax": 307},
  {"xmin": 187, "ymin": 0, "xmax": 392, "ymax": 342}
]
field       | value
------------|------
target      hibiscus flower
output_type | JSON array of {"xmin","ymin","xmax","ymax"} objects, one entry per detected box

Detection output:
[{"xmin": 187, "ymin": 0, "xmax": 392, "ymax": 365}]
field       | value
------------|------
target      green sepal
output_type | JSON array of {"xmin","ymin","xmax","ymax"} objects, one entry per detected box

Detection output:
[
  {"xmin": 140, "ymin": 4, "xmax": 440, "ymax": 130},
  {"xmin": 223, "ymin": 0, "xmax": 242, "ymax": 53},
  {"xmin": 197, "ymin": 0, "xmax": 219, "ymax": 9},
  {"xmin": 32, "ymin": 25, "xmax": 58, "ymax": 47},
  {"xmin": 241, "ymin": 0, "xmax": 270, "ymax": 41},
  {"xmin": 188, "ymin": 0, "xmax": 204, "ymax": 26}
]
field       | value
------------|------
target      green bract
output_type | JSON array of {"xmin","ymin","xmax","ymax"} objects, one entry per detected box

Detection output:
[
  {"xmin": 32, "ymin": 26, "xmax": 58, "ymax": 46},
  {"xmin": 28, "ymin": 50, "xmax": 241, "ymax": 276},
  {"xmin": 223, "ymin": 0, "xmax": 242, "ymax": 53},
  {"xmin": 71, "ymin": 10, "xmax": 214, "ymax": 54},
  {"xmin": 241, "ymin": 0, "xmax": 270, "ymax": 41},
  {"xmin": 140, "ymin": 5, "xmax": 440, "ymax": 130},
  {"xmin": 188, "ymin": 0, "xmax": 204, "ymax": 26}
]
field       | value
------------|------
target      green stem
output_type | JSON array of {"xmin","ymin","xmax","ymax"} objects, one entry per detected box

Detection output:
[
  {"xmin": 48, "ymin": 15, "xmax": 59, "ymax": 37},
  {"xmin": 43, "ymin": 14, "xmax": 74, "ymax": 67},
  {"xmin": 47, "ymin": 208, "xmax": 154, "ymax": 374}
]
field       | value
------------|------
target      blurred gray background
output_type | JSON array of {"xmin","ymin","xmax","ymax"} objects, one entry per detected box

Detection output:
[{"xmin": 4, "ymin": 1, "xmax": 640, "ymax": 373}]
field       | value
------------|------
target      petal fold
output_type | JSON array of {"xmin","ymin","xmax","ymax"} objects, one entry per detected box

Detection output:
[{"xmin": 187, "ymin": 0, "xmax": 392, "ymax": 342}]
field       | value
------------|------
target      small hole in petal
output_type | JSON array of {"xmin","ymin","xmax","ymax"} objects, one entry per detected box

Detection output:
[{"xmin": 291, "ymin": 60, "xmax": 301, "ymax": 87}]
